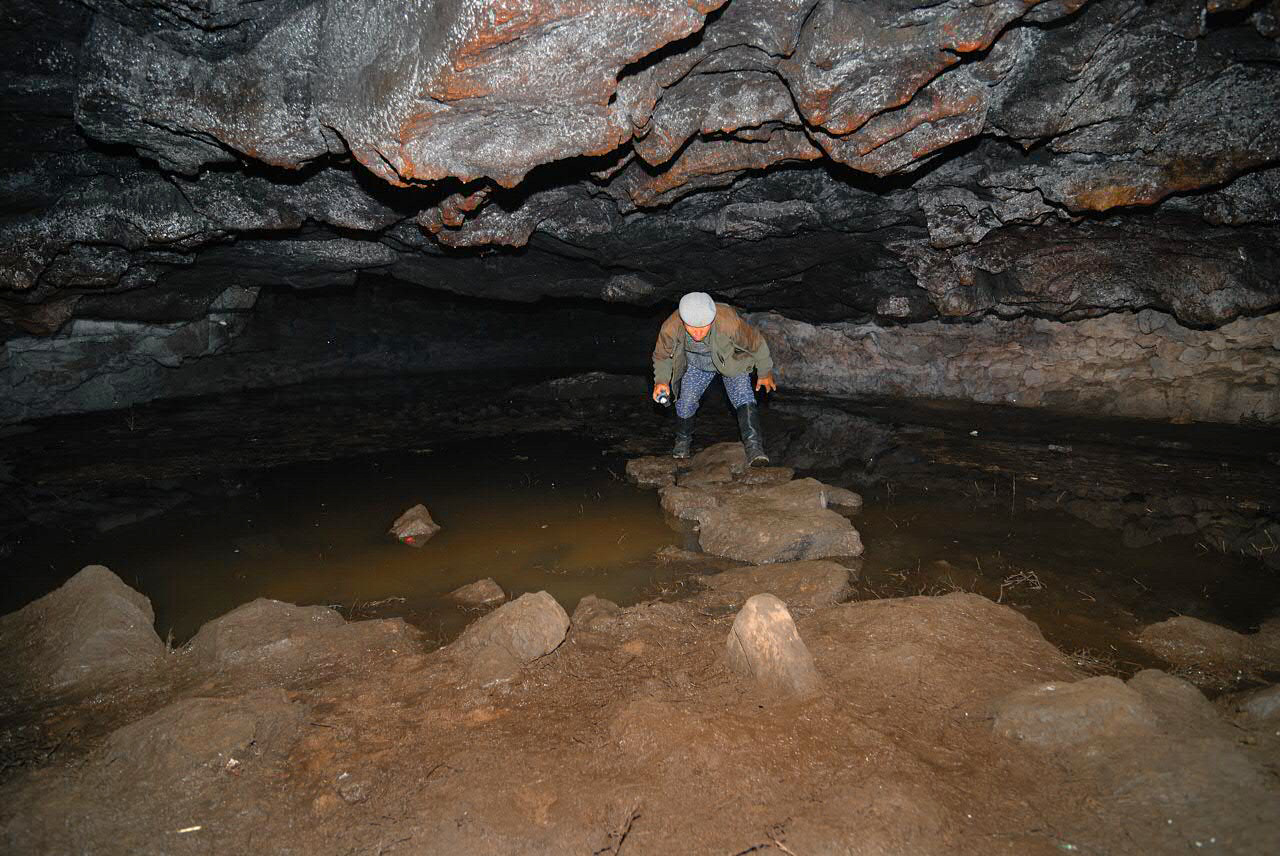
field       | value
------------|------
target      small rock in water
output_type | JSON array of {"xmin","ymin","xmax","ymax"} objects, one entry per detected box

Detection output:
[
  {"xmin": 389, "ymin": 504, "xmax": 441, "ymax": 547},
  {"xmin": 725, "ymin": 594, "xmax": 822, "ymax": 698},
  {"xmin": 449, "ymin": 578, "xmax": 506, "ymax": 608}
]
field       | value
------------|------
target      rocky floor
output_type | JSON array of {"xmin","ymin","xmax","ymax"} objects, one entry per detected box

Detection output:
[{"xmin": 2, "ymin": 431, "xmax": 1279, "ymax": 854}]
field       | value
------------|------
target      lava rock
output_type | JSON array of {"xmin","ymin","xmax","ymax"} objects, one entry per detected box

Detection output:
[
  {"xmin": 454, "ymin": 591, "xmax": 570, "ymax": 684},
  {"xmin": 725, "ymin": 594, "xmax": 822, "ymax": 698},
  {"xmin": 389, "ymin": 504, "xmax": 442, "ymax": 547},
  {"xmin": 625, "ymin": 456, "xmax": 678, "ymax": 489},
  {"xmin": 449, "ymin": 578, "xmax": 507, "ymax": 608},
  {"xmin": 992, "ymin": 677, "xmax": 1159, "ymax": 748},
  {"xmin": 0, "ymin": 564, "xmax": 165, "ymax": 692},
  {"xmin": 652, "ymin": 442, "xmax": 865, "ymax": 564},
  {"xmin": 695, "ymin": 559, "xmax": 855, "ymax": 612},
  {"xmin": 688, "ymin": 478, "xmax": 865, "ymax": 564}
]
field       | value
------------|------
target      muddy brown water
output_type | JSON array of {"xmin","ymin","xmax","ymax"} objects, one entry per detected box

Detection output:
[
  {"xmin": 4, "ymin": 432, "xmax": 693, "ymax": 644},
  {"xmin": 3, "ymin": 377, "xmax": 1278, "ymax": 679}
]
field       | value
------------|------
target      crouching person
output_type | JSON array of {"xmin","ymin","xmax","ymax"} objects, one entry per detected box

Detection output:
[{"xmin": 651, "ymin": 292, "xmax": 777, "ymax": 466}]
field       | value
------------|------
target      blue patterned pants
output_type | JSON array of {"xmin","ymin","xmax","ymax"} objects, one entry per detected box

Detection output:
[{"xmin": 675, "ymin": 366, "xmax": 755, "ymax": 418}]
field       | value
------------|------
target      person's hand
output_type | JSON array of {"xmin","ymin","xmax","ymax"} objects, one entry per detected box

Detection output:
[
  {"xmin": 755, "ymin": 374, "xmax": 777, "ymax": 393},
  {"xmin": 652, "ymin": 383, "xmax": 671, "ymax": 403}
]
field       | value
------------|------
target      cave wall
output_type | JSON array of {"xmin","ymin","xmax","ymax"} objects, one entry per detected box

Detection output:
[
  {"xmin": 1, "ymin": 0, "xmax": 1278, "ymax": 425},
  {"xmin": 756, "ymin": 309, "xmax": 1280, "ymax": 423},
  {"xmin": 0, "ymin": 282, "xmax": 655, "ymax": 425}
]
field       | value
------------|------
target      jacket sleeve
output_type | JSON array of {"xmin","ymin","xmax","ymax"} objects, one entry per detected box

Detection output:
[
  {"xmin": 723, "ymin": 306, "xmax": 775, "ymax": 377},
  {"xmin": 652, "ymin": 312, "xmax": 681, "ymax": 384}
]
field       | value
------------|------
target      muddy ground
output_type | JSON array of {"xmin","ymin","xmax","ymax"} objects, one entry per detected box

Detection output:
[
  {"xmin": 1, "ymin": 373, "xmax": 1279, "ymax": 853},
  {"xmin": 2, "ymin": 563, "xmax": 1278, "ymax": 855}
]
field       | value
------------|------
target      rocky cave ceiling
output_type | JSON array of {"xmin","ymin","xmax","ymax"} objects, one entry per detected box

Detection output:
[{"xmin": 1, "ymin": 0, "xmax": 1278, "ymax": 336}]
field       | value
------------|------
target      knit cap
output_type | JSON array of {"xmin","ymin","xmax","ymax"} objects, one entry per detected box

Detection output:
[{"xmin": 678, "ymin": 292, "xmax": 717, "ymax": 327}]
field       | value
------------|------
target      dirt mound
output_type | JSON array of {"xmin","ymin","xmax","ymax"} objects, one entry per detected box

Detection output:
[
  {"xmin": 0, "ymin": 565, "xmax": 164, "ymax": 699},
  {"xmin": 186, "ymin": 598, "xmax": 416, "ymax": 675},
  {"xmin": 2, "ymin": 579, "xmax": 1277, "ymax": 854},
  {"xmin": 102, "ymin": 688, "xmax": 304, "ymax": 781}
]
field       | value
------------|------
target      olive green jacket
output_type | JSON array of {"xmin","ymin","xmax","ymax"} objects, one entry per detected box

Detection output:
[{"xmin": 652, "ymin": 303, "xmax": 774, "ymax": 393}]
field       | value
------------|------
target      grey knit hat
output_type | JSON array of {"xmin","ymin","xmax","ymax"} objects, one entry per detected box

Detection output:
[{"xmin": 678, "ymin": 292, "xmax": 717, "ymax": 327}]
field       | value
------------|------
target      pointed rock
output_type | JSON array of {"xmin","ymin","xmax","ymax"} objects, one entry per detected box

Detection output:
[{"xmin": 725, "ymin": 594, "xmax": 822, "ymax": 698}]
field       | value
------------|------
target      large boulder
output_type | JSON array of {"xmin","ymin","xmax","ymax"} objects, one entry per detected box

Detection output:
[
  {"xmin": 0, "ymin": 565, "xmax": 165, "ymax": 693},
  {"xmin": 453, "ymin": 591, "xmax": 570, "ymax": 684},
  {"xmin": 725, "ymin": 594, "xmax": 822, "ymax": 699}
]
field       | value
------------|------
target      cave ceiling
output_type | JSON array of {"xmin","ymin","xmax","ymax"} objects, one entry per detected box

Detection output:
[{"xmin": 1, "ymin": 0, "xmax": 1278, "ymax": 335}]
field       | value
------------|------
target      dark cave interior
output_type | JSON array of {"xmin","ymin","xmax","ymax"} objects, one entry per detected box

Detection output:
[{"xmin": 1, "ymin": 1, "xmax": 1279, "ymax": 853}]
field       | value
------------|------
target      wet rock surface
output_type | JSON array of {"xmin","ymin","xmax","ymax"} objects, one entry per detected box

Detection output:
[
  {"xmin": 388, "ymin": 504, "xmax": 442, "ymax": 547},
  {"xmin": 631, "ymin": 441, "xmax": 865, "ymax": 563}
]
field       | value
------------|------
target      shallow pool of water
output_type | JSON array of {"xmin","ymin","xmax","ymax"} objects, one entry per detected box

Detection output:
[{"xmin": 6, "ymin": 432, "xmax": 689, "ymax": 644}]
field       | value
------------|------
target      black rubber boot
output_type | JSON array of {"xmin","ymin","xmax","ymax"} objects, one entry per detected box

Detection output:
[
  {"xmin": 672, "ymin": 416, "xmax": 694, "ymax": 459},
  {"xmin": 736, "ymin": 403, "xmax": 769, "ymax": 467}
]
